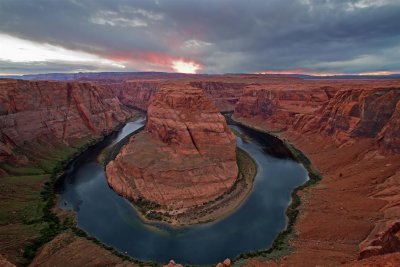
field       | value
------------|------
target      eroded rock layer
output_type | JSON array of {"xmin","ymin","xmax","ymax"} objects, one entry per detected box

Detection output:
[
  {"xmin": 0, "ymin": 79, "xmax": 134, "ymax": 174},
  {"xmin": 106, "ymin": 84, "xmax": 238, "ymax": 210},
  {"xmin": 190, "ymin": 81, "xmax": 245, "ymax": 112},
  {"xmin": 233, "ymin": 83, "xmax": 400, "ymax": 265},
  {"xmin": 234, "ymin": 85, "xmax": 337, "ymax": 131},
  {"xmin": 293, "ymin": 87, "xmax": 400, "ymax": 153}
]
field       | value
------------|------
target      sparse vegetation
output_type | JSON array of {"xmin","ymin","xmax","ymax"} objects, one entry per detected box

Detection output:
[
  {"xmin": 1, "ymin": 112, "xmax": 321, "ymax": 266},
  {"xmin": 104, "ymin": 126, "xmax": 145, "ymax": 165},
  {"xmin": 229, "ymin": 115, "xmax": 322, "ymax": 264},
  {"xmin": 0, "ymin": 118, "xmax": 141, "ymax": 266}
]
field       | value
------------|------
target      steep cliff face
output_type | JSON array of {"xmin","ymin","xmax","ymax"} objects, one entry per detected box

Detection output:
[
  {"xmin": 0, "ymin": 79, "xmax": 134, "ymax": 173},
  {"xmin": 359, "ymin": 220, "xmax": 400, "ymax": 260},
  {"xmin": 293, "ymin": 87, "xmax": 400, "ymax": 153},
  {"xmin": 234, "ymin": 86, "xmax": 336, "ymax": 131},
  {"xmin": 233, "ymin": 84, "xmax": 400, "ymax": 265},
  {"xmin": 102, "ymin": 80, "xmax": 245, "ymax": 113},
  {"xmin": 234, "ymin": 85, "xmax": 400, "ymax": 153},
  {"xmin": 106, "ymin": 85, "xmax": 238, "ymax": 212},
  {"xmin": 109, "ymin": 81, "xmax": 160, "ymax": 110},
  {"xmin": 190, "ymin": 81, "xmax": 245, "ymax": 112}
]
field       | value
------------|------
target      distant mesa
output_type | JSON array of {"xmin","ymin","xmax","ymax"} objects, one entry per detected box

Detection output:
[{"xmin": 105, "ymin": 84, "xmax": 238, "ymax": 223}]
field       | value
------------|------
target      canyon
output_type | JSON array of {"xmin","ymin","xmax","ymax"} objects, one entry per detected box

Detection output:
[
  {"xmin": 0, "ymin": 79, "xmax": 136, "ymax": 174},
  {"xmin": 233, "ymin": 81, "xmax": 400, "ymax": 266},
  {"xmin": 0, "ymin": 74, "xmax": 399, "ymax": 266},
  {"xmin": 106, "ymin": 84, "xmax": 239, "ymax": 223}
]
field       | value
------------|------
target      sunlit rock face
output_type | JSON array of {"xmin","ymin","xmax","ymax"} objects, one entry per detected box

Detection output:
[
  {"xmin": 233, "ymin": 85, "xmax": 400, "ymax": 154},
  {"xmin": 293, "ymin": 87, "xmax": 400, "ymax": 153},
  {"xmin": 233, "ymin": 86, "xmax": 336, "ymax": 131},
  {"xmin": 106, "ymin": 84, "xmax": 238, "ymax": 210}
]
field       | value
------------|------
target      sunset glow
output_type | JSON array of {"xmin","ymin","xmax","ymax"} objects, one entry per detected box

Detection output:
[
  {"xmin": 257, "ymin": 69, "xmax": 400, "ymax": 76},
  {"xmin": 171, "ymin": 60, "xmax": 201, "ymax": 74},
  {"xmin": 0, "ymin": 33, "xmax": 125, "ymax": 69}
]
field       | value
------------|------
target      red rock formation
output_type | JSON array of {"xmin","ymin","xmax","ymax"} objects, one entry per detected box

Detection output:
[
  {"xmin": 293, "ymin": 87, "xmax": 400, "ymax": 153},
  {"xmin": 0, "ymin": 79, "xmax": 134, "ymax": 174},
  {"xmin": 233, "ymin": 82, "xmax": 400, "ymax": 265},
  {"xmin": 106, "ymin": 84, "xmax": 238, "ymax": 211},
  {"xmin": 110, "ymin": 81, "xmax": 160, "ymax": 110},
  {"xmin": 0, "ymin": 255, "xmax": 16, "ymax": 267},
  {"xmin": 234, "ymin": 86, "xmax": 336, "ymax": 131},
  {"xmin": 190, "ymin": 81, "xmax": 245, "ymax": 112},
  {"xmin": 107, "ymin": 80, "xmax": 245, "ymax": 112},
  {"xmin": 359, "ymin": 220, "xmax": 400, "ymax": 260},
  {"xmin": 163, "ymin": 260, "xmax": 183, "ymax": 267}
]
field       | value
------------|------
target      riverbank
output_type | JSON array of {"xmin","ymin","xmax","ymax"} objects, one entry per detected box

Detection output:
[
  {"xmin": 104, "ymin": 123, "xmax": 258, "ymax": 227},
  {"xmin": 167, "ymin": 147, "xmax": 257, "ymax": 226},
  {"xmin": 226, "ymin": 115, "xmax": 321, "ymax": 263},
  {"xmin": 50, "ymin": 114, "xmax": 310, "ymax": 265},
  {"xmin": 0, "ymin": 113, "xmax": 141, "ymax": 266},
  {"xmin": 231, "ymin": 115, "xmax": 400, "ymax": 266}
]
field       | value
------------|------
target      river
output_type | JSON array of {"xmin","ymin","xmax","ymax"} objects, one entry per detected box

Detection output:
[{"xmin": 55, "ymin": 115, "xmax": 308, "ymax": 265}]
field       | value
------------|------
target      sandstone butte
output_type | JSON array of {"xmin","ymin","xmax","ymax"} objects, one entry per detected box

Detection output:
[{"xmin": 106, "ymin": 84, "xmax": 238, "ymax": 218}]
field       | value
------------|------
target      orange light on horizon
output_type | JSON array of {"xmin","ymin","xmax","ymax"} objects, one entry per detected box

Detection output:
[
  {"xmin": 171, "ymin": 60, "xmax": 201, "ymax": 74},
  {"xmin": 256, "ymin": 69, "xmax": 400, "ymax": 76}
]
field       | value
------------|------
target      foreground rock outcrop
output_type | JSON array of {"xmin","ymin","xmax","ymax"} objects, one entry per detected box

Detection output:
[
  {"xmin": 28, "ymin": 232, "xmax": 136, "ymax": 267},
  {"xmin": 106, "ymin": 84, "xmax": 238, "ymax": 218}
]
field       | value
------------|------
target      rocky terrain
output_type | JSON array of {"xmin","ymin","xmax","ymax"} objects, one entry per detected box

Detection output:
[
  {"xmin": 190, "ymin": 81, "xmax": 245, "ymax": 112},
  {"xmin": 103, "ymin": 80, "xmax": 246, "ymax": 112},
  {"xmin": 234, "ymin": 85, "xmax": 337, "ymax": 132},
  {"xmin": 109, "ymin": 81, "xmax": 160, "ymax": 111},
  {"xmin": 0, "ymin": 79, "xmax": 136, "ymax": 174},
  {"xmin": 106, "ymin": 84, "xmax": 239, "ymax": 223},
  {"xmin": 292, "ymin": 87, "xmax": 400, "ymax": 153},
  {"xmin": 28, "ymin": 232, "xmax": 136, "ymax": 267},
  {"xmin": 233, "ymin": 81, "xmax": 400, "ymax": 266},
  {"xmin": 1, "ymin": 74, "xmax": 400, "ymax": 266},
  {"xmin": 0, "ymin": 78, "xmax": 138, "ymax": 265}
]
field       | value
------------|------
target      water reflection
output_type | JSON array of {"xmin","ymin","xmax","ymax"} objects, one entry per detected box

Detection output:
[{"xmin": 56, "ymin": 117, "xmax": 308, "ymax": 264}]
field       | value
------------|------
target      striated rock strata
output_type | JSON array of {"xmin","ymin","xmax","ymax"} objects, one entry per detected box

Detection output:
[
  {"xmin": 190, "ymin": 81, "xmax": 245, "ymax": 112},
  {"xmin": 293, "ymin": 87, "xmax": 400, "ymax": 153},
  {"xmin": 106, "ymin": 85, "xmax": 238, "ymax": 214},
  {"xmin": 234, "ymin": 86, "xmax": 337, "ymax": 131},
  {"xmin": 233, "ymin": 84, "xmax": 400, "ymax": 265},
  {"xmin": 0, "ymin": 79, "xmax": 134, "ymax": 174},
  {"xmin": 109, "ymin": 81, "xmax": 160, "ymax": 111}
]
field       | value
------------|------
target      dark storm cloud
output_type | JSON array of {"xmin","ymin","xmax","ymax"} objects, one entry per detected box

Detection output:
[{"xmin": 0, "ymin": 0, "xmax": 399, "ymax": 74}]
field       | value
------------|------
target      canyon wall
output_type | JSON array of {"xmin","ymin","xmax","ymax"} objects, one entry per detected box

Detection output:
[
  {"xmin": 234, "ymin": 85, "xmax": 337, "ymax": 131},
  {"xmin": 234, "ymin": 85, "xmax": 400, "ymax": 152},
  {"xmin": 106, "ymin": 85, "xmax": 238, "ymax": 212},
  {"xmin": 108, "ymin": 81, "xmax": 160, "ymax": 110},
  {"xmin": 292, "ymin": 87, "xmax": 400, "ymax": 153},
  {"xmin": 234, "ymin": 84, "xmax": 400, "ymax": 265},
  {"xmin": 103, "ymin": 80, "xmax": 246, "ymax": 112},
  {"xmin": 0, "ymin": 79, "xmax": 135, "ymax": 174},
  {"xmin": 190, "ymin": 81, "xmax": 245, "ymax": 112}
]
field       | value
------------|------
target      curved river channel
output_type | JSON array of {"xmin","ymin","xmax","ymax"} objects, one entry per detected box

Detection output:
[{"xmin": 56, "ymin": 116, "xmax": 308, "ymax": 265}]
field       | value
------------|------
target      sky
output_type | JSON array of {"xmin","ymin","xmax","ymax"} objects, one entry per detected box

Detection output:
[{"xmin": 0, "ymin": 0, "xmax": 400, "ymax": 75}]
